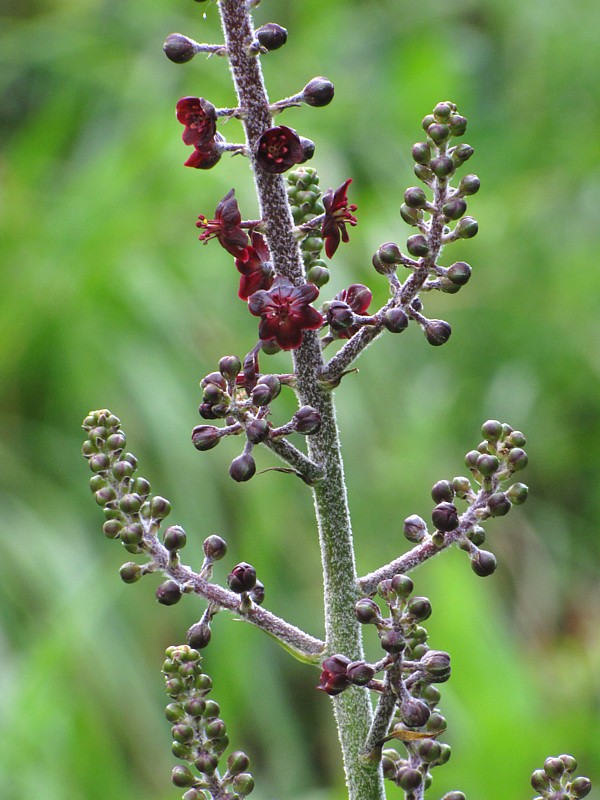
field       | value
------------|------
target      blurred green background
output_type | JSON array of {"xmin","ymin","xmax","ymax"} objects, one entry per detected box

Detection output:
[{"xmin": 1, "ymin": 0, "xmax": 599, "ymax": 798}]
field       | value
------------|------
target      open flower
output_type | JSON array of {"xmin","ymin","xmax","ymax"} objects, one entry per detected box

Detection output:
[
  {"xmin": 321, "ymin": 178, "xmax": 358, "ymax": 258},
  {"xmin": 176, "ymin": 96, "xmax": 217, "ymax": 147},
  {"xmin": 255, "ymin": 125, "xmax": 304, "ymax": 173},
  {"xmin": 317, "ymin": 655, "xmax": 351, "ymax": 696},
  {"xmin": 235, "ymin": 232, "xmax": 274, "ymax": 300},
  {"xmin": 196, "ymin": 189, "xmax": 250, "ymax": 257},
  {"xmin": 248, "ymin": 276, "xmax": 323, "ymax": 350}
]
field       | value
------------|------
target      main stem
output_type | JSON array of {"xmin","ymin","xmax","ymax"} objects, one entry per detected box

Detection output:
[{"xmin": 217, "ymin": 2, "xmax": 385, "ymax": 798}]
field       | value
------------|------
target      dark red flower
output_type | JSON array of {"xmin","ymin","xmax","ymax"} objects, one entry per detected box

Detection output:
[
  {"xmin": 184, "ymin": 141, "xmax": 222, "ymax": 170},
  {"xmin": 255, "ymin": 125, "xmax": 304, "ymax": 173},
  {"xmin": 321, "ymin": 178, "xmax": 358, "ymax": 258},
  {"xmin": 317, "ymin": 654, "xmax": 351, "ymax": 696},
  {"xmin": 235, "ymin": 232, "xmax": 274, "ymax": 300},
  {"xmin": 176, "ymin": 96, "xmax": 217, "ymax": 147},
  {"xmin": 331, "ymin": 283, "xmax": 372, "ymax": 339},
  {"xmin": 248, "ymin": 276, "xmax": 323, "ymax": 350},
  {"xmin": 196, "ymin": 189, "xmax": 250, "ymax": 257}
]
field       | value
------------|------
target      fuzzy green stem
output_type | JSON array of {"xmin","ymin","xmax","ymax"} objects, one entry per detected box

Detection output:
[{"xmin": 217, "ymin": 2, "xmax": 384, "ymax": 797}]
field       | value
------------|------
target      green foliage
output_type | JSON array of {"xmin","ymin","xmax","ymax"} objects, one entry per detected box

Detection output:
[{"xmin": 1, "ymin": 0, "xmax": 599, "ymax": 798}]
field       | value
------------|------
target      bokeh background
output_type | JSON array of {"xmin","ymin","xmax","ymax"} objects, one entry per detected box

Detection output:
[{"xmin": 1, "ymin": 0, "xmax": 600, "ymax": 798}]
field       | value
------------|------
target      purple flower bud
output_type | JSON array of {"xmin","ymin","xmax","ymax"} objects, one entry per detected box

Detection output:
[
  {"xmin": 229, "ymin": 453, "xmax": 256, "ymax": 482},
  {"xmin": 203, "ymin": 534, "xmax": 227, "ymax": 560},
  {"xmin": 302, "ymin": 77, "xmax": 335, "ymax": 107},
  {"xmin": 192, "ymin": 425, "xmax": 222, "ymax": 451},
  {"xmin": 255, "ymin": 22, "xmax": 288, "ymax": 50},
  {"xmin": 293, "ymin": 405, "xmax": 321, "ymax": 434},
  {"xmin": 431, "ymin": 502, "xmax": 459, "ymax": 532},
  {"xmin": 227, "ymin": 562, "xmax": 257, "ymax": 593}
]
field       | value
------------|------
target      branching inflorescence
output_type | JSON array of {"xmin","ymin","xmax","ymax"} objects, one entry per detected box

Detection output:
[{"xmin": 81, "ymin": 2, "xmax": 592, "ymax": 800}]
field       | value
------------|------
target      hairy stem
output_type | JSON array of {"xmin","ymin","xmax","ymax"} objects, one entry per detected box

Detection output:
[{"xmin": 217, "ymin": 2, "xmax": 384, "ymax": 797}]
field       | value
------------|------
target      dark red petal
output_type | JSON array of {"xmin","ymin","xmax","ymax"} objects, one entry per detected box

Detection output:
[
  {"xmin": 176, "ymin": 96, "xmax": 199, "ymax": 124},
  {"xmin": 248, "ymin": 290, "xmax": 271, "ymax": 316},
  {"xmin": 324, "ymin": 232, "xmax": 340, "ymax": 259},
  {"xmin": 295, "ymin": 282, "xmax": 320, "ymax": 304},
  {"xmin": 238, "ymin": 270, "xmax": 272, "ymax": 300},
  {"xmin": 272, "ymin": 319, "xmax": 304, "ymax": 350},
  {"xmin": 297, "ymin": 306, "xmax": 324, "ymax": 331}
]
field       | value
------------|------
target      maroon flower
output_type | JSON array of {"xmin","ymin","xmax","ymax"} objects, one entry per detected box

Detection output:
[
  {"xmin": 248, "ymin": 276, "xmax": 323, "ymax": 350},
  {"xmin": 317, "ymin": 654, "xmax": 351, "ymax": 696},
  {"xmin": 184, "ymin": 141, "xmax": 222, "ymax": 170},
  {"xmin": 255, "ymin": 125, "xmax": 304, "ymax": 173},
  {"xmin": 235, "ymin": 232, "xmax": 274, "ymax": 300},
  {"xmin": 196, "ymin": 189, "xmax": 250, "ymax": 257},
  {"xmin": 332, "ymin": 283, "xmax": 372, "ymax": 339},
  {"xmin": 321, "ymin": 178, "xmax": 358, "ymax": 258},
  {"xmin": 176, "ymin": 96, "xmax": 217, "ymax": 147}
]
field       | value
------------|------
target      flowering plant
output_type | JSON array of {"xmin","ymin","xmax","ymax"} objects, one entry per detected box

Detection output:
[{"xmin": 81, "ymin": 2, "xmax": 592, "ymax": 800}]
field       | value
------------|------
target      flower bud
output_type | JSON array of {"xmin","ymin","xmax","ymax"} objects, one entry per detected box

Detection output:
[
  {"xmin": 383, "ymin": 307, "xmax": 409, "ymax": 333},
  {"xmin": 299, "ymin": 136, "xmax": 316, "ymax": 163},
  {"xmin": 306, "ymin": 264, "xmax": 330, "ymax": 287},
  {"xmin": 455, "ymin": 216, "xmax": 478, "ymax": 238},
  {"xmin": 227, "ymin": 562, "xmax": 257, "ymax": 593},
  {"xmin": 203, "ymin": 534, "xmax": 227, "ymax": 560},
  {"xmin": 506, "ymin": 482, "xmax": 528, "ymax": 505},
  {"xmin": 476, "ymin": 453, "xmax": 499, "ymax": 477},
  {"xmin": 164, "ymin": 525, "xmax": 187, "ymax": 551},
  {"xmin": 403, "ymin": 514, "xmax": 428, "ymax": 542},
  {"xmin": 424, "ymin": 319, "xmax": 451, "ymax": 346},
  {"xmin": 227, "ymin": 750, "xmax": 251, "ymax": 776},
  {"xmin": 302, "ymin": 76, "xmax": 335, "ymax": 107},
  {"xmin": 232, "ymin": 773, "xmax": 255, "ymax": 796},
  {"xmin": 355, "ymin": 597, "xmax": 383, "ymax": 624},
  {"xmin": 427, "ymin": 123, "xmax": 450, "ymax": 144},
  {"xmin": 458, "ymin": 173, "xmax": 480, "ymax": 195},
  {"xmin": 451, "ymin": 143, "xmax": 474, "ymax": 164},
  {"xmin": 404, "ymin": 186, "xmax": 428, "ymax": 208},
  {"xmin": 251, "ymin": 383, "xmax": 274, "ymax": 406},
  {"xmin": 412, "ymin": 141, "xmax": 432, "ymax": 164},
  {"xmin": 378, "ymin": 241, "xmax": 403, "ymax": 264},
  {"xmin": 246, "ymin": 418, "xmax": 270, "ymax": 443},
  {"xmin": 470, "ymin": 549, "xmax": 497, "ymax": 577},
  {"xmin": 347, "ymin": 660, "xmax": 375, "ymax": 685},
  {"xmin": 156, "ymin": 580, "xmax": 183, "ymax": 605},
  {"xmin": 187, "ymin": 622, "xmax": 212, "ymax": 649},
  {"xmin": 487, "ymin": 492, "xmax": 511, "ymax": 517},
  {"xmin": 229, "ymin": 453, "xmax": 256, "ymax": 482},
  {"xmin": 293, "ymin": 405, "xmax": 321, "ymax": 434},
  {"xmin": 164, "ymin": 33, "xmax": 200, "ymax": 64},
  {"xmin": 442, "ymin": 197, "xmax": 467, "ymax": 220},
  {"xmin": 407, "ymin": 596, "xmax": 432, "ymax": 621},
  {"xmin": 507, "ymin": 447, "xmax": 528, "ymax": 471},
  {"xmin": 219, "ymin": 355, "xmax": 241, "ymax": 380},
  {"xmin": 379, "ymin": 629, "xmax": 405, "ymax": 654},
  {"xmin": 430, "ymin": 156, "xmax": 455, "ymax": 178},
  {"xmin": 431, "ymin": 479, "xmax": 454, "ymax": 503},
  {"xmin": 447, "ymin": 261, "xmax": 472, "ymax": 286},
  {"xmin": 391, "ymin": 573, "xmax": 414, "ymax": 597},
  {"xmin": 448, "ymin": 114, "xmax": 468, "ymax": 136},
  {"xmin": 327, "ymin": 300, "xmax": 355, "ymax": 331},
  {"xmin": 406, "ymin": 234, "xmax": 429, "ymax": 257},
  {"xmin": 433, "ymin": 101, "xmax": 453, "ymax": 119},
  {"xmin": 255, "ymin": 22, "xmax": 288, "ymax": 50},
  {"xmin": 400, "ymin": 697, "xmax": 430, "ymax": 727},
  {"xmin": 421, "ymin": 649, "xmax": 451, "ymax": 681},
  {"xmin": 571, "ymin": 777, "xmax": 592, "ymax": 798},
  {"xmin": 172, "ymin": 765, "xmax": 196, "ymax": 787},
  {"xmin": 119, "ymin": 562, "xmax": 143, "ymax": 583},
  {"xmin": 151, "ymin": 496, "xmax": 171, "ymax": 519},
  {"xmin": 399, "ymin": 768, "xmax": 423, "ymax": 791},
  {"xmin": 432, "ymin": 502, "xmax": 459, "ymax": 532},
  {"xmin": 250, "ymin": 579, "xmax": 265, "ymax": 605}
]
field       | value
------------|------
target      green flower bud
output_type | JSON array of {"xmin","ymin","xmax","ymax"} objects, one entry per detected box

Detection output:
[
  {"xmin": 451, "ymin": 476, "xmax": 472, "ymax": 497},
  {"xmin": 414, "ymin": 164, "xmax": 434, "ymax": 183},
  {"xmin": 171, "ymin": 765, "xmax": 196, "ymax": 787},
  {"xmin": 399, "ymin": 768, "xmax": 423, "ymax": 791},
  {"xmin": 571, "ymin": 777, "xmax": 592, "ymax": 798},
  {"xmin": 378, "ymin": 241, "xmax": 403, "ymax": 264},
  {"xmin": 202, "ymin": 699, "xmax": 220, "ymax": 718},
  {"xmin": 418, "ymin": 738, "xmax": 442, "ymax": 763},
  {"xmin": 119, "ymin": 562, "xmax": 143, "ymax": 583},
  {"xmin": 412, "ymin": 141, "xmax": 432, "ymax": 164},
  {"xmin": 404, "ymin": 186, "xmax": 428, "ymax": 208},
  {"xmin": 476, "ymin": 453, "xmax": 499, "ymax": 477},
  {"xmin": 427, "ymin": 123, "xmax": 450, "ymax": 143},
  {"xmin": 544, "ymin": 757, "xmax": 566, "ymax": 779},
  {"xmin": 195, "ymin": 752, "xmax": 219, "ymax": 775},
  {"xmin": 559, "ymin": 754, "xmax": 577, "ymax": 773},
  {"xmin": 355, "ymin": 597, "xmax": 383, "ymax": 624},
  {"xmin": 447, "ymin": 261, "xmax": 472, "ymax": 285},
  {"xmin": 103, "ymin": 519, "xmax": 122, "ymax": 539},
  {"xmin": 507, "ymin": 447, "xmax": 528, "ymax": 471},
  {"xmin": 164, "ymin": 525, "xmax": 187, "ymax": 551},
  {"xmin": 219, "ymin": 355, "xmax": 242, "ymax": 381},
  {"xmin": 205, "ymin": 718, "xmax": 226, "ymax": 739},
  {"xmin": 467, "ymin": 525, "xmax": 486, "ymax": 546},
  {"xmin": 183, "ymin": 697, "xmax": 206, "ymax": 717},
  {"xmin": 227, "ymin": 750, "xmax": 251, "ymax": 776},
  {"xmin": 470, "ymin": 549, "xmax": 497, "ymax": 577},
  {"xmin": 391, "ymin": 573, "xmax": 414, "ymax": 597},
  {"xmin": 430, "ymin": 156, "xmax": 455, "ymax": 178},
  {"xmin": 406, "ymin": 234, "xmax": 430, "ymax": 257},
  {"xmin": 120, "ymin": 522, "xmax": 144, "ymax": 545},
  {"xmin": 407, "ymin": 596, "xmax": 432, "ymax": 621},
  {"xmin": 150, "ymin": 496, "xmax": 171, "ymax": 519},
  {"xmin": 531, "ymin": 769, "xmax": 551, "ymax": 792},
  {"xmin": 89, "ymin": 453, "xmax": 111, "ymax": 473},
  {"xmin": 487, "ymin": 492, "xmax": 511, "ymax": 517},
  {"xmin": 458, "ymin": 173, "xmax": 480, "ymax": 195},
  {"xmin": 232, "ymin": 772, "xmax": 255, "ymax": 796},
  {"xmin": 400, "ymin": 203, "xmax": 423, "ymax": 226},
  {"xmin": 131, "ymin": 476, "xmax": 150, "ymax": 496},
  {"xmin": 421, "ymin": 114, "xmax": 436, "ymax": 131},
  {"xmin": 306, "ymin": 265, "xmax": 330, "ymax": 286},
  {"xmin": 442, "ymin": 197, "xmax": 467, "ymax": 220},
  {"xmin": 455, "ymin": 216, "xmax": 479, "ymax": 238},
  {"xmin": 426, "ymin": 711, "xmax": 446, "ymax": 733},
  {"xmin": 379, "ymin": 629, "xmax": 405, "ymax": 654},
  {"xmin": 165, "ymin": 702, "xmax": 184, "ymax": 721}
]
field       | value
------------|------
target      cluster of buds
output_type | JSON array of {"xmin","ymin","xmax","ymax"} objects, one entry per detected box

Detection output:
[
  {"xmin": 82, "ymin": 409, "xmax": 173, "ymax": 565},
  {"xmin": 531, "ymin": 755, "xmax": 591, "ymax": 799},
  {"xmin": 164, "ymin": 645, "xmax": 255, "ymax": 799},
  {"xmin": 192, "ymin": 354, "xmax": 321, "ymax": 482},
  {"xmin": 316, "ymin": 575, "xmax": 451, "ymax": 793},
  {"xmin": 402, "ymin": 419, "xmax": 529, "ymax": 577}
]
